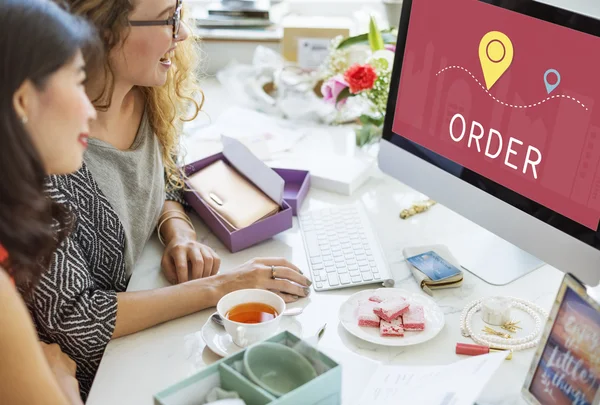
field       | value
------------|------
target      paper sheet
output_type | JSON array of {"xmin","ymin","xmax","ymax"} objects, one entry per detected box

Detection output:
[
  {"xmin": 356, "ymin": 351, "xmax": 509, "ymax": 405},
  {"xmin": 183, "ymin": 107, "xmax": 308, "ymax": 162}
]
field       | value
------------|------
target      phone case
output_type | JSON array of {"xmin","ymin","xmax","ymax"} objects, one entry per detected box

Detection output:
[{"xmin": 402, "ymin": 244, "xmax": 463, "ymax": 295}]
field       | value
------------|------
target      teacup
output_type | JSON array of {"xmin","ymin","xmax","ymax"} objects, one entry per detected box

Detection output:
[{"xmin": 216, "ymin": 289, "xmax": 285, "ymax": 347}]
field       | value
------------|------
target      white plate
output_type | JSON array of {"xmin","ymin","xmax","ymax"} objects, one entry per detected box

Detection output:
[
  {"xmin": 201, "ymin": 313, "xmax": 303, "ymax": 357},
  {"xmin": 338, "ymin": 288, "xmax": 445, "ymax": 347}
]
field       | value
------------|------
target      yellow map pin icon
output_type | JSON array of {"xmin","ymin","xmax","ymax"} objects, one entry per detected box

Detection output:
[{"xmin": 479, "ymin": 31, "xmax": 514, "ymax": 90}]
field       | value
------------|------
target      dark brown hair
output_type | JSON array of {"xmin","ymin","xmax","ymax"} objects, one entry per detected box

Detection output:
[{"xmin": 0, "ymin": 0, "xmax": 99, "ymax": 287}]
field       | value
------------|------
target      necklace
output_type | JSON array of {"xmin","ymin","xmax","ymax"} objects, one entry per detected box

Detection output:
[{"xmin": 459, "ymin": 297, "xmax": 549, "ymax": 351}]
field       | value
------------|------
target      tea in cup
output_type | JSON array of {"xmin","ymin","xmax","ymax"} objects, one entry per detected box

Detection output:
[{"xmin": 216, "ymin": 289, "xmax": 285, "ymax": 347}]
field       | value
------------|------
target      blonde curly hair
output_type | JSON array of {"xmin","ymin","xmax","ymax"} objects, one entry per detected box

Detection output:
[{"xmin": 61, "ymin": 0, "xmax": 203, "ymax": 191}]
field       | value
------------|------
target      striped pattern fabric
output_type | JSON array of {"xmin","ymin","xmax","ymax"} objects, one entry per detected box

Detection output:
[
  {"xmin": 24, "ymin": 162, "xmax": 187, "ymax": 400},
  {"xmin": 26, "ymin": 164, "xmax": 127, "ymax": 399}
]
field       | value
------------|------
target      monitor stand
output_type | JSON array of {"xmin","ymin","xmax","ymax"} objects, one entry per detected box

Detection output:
[{"xmin": 447, "ymin": 227, "xmax": 545, "ymax": 286}]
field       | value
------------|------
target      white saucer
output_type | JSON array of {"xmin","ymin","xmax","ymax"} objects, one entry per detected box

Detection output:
[
  {"xmin": 338, "ymin": 288, "xmax": 445, "ymax": 347},
  {"xmin": 201, "ymin": 313, "xmax": 303, "ymax": 357}
]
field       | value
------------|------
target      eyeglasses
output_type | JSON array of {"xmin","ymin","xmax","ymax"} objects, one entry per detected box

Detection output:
[{"xmin": 129, "ymin": 0, "xmax": 183, "ymax": 39}]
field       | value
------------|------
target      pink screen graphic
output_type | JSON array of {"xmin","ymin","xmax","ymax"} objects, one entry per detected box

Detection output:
[{"xmin": 393, "ymin": 0, "xmax": 600, "ymax": 230}]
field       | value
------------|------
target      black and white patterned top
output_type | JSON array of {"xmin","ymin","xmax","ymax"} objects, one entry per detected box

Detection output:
[{"xmin": 25, "ymin": 163, "xmax": 185, "ymax": 400}]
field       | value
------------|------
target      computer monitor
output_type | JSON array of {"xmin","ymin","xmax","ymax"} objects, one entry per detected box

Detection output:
[{"xmin": 378, "ymin": 0, "xmax": 600, "ymax": 287}]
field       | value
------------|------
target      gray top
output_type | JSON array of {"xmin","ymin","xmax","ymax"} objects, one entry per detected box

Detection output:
[{"xmin": 85, "ymin": 109, "xmax": 165, "ymax": 276}]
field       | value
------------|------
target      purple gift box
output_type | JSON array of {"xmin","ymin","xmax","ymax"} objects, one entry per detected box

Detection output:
[
  {"xmin": 183, "ymin": 139, "xmax": 310, "ymax": 253},
  {"xmin": 272, "ymin": 168, "xmax": 311, "ymax": 216}
]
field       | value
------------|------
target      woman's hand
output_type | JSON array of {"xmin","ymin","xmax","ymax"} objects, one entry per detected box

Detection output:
[
  {"xmin": 39, "ymin": 342, "xmax": 82, "ymax": 405},
  {"xmin": 220, "ymin": 257, "xmax": 312, "ymax": 303},
  {"xmin": 162, "ymin": 235, "xmax": 221, "ymax": 284}
]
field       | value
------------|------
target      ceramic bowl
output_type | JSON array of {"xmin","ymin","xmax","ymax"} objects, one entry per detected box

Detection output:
[{"xmin": 243, "ymin": 342, "xmax": 317, "ymax": 397}]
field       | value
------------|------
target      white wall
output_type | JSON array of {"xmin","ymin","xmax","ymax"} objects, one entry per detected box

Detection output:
[{"xmin": 537, "ymin": 0, "xmax": 600, "ymax": 19}]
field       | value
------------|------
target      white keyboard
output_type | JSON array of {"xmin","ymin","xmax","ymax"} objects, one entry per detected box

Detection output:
[{"xmin": 299, "ymin": 202, "xmax": 394, "ymax": 291}]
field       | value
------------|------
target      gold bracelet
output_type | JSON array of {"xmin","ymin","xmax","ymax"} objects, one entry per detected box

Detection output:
[
  {"xmin": 399, "ymin": 199, "xmax": 437, "ymax": 219},
  {"xmin": 157, "ymin": 213, "xmax": 195, "ymax": 246}
]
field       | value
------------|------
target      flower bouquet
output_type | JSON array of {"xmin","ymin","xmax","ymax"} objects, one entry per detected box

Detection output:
[{"xmin": 319, "ymin": 17, "xmax": 397, "ymax": 147}]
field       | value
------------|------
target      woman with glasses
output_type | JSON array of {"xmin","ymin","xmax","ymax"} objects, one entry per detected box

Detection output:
[
  {"xmin": 0, "ymin": 0, "xmax": 98, "ymax": 403},
  {"xmin": 24, "ymin": 0, "xmax": 312, "ymax": 398}
]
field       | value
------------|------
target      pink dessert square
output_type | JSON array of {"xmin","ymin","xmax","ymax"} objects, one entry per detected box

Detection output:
[
  {"xmin": 402, "ymin": 305, "xmax": 425, "ymax": 331},
  {"xmin": 357, "ymin": 301, "xmax": 380, "ymax": 327},
  {"xmin": 380, "ymin": 318, "xmax": 404, "ymax": 337},
  {"xmin": 373, "ymin": 298, "xmax": 410, "ymax": 322},
  {"xmin": 369, "ymin": 295, "xmax": 384, "ymax": 303}
]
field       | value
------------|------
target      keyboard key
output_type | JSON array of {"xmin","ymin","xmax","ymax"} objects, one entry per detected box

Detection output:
[
  {"xmin": 340, "ymin": 273, "xmax": 351, "ymax": 284},
  {"xmin": 304, "ymin": 234, "xmax": 321, "ymax": 257},
  {"xmin": 351, "ymin": 276, "xmax": 362, "ymax": 283},
  {"xmin": 349, "ymin": 270, "xmax": 360, "ymax": 277},
  {"xmin": 326, "ymin": 266, "xmax": 337, "ymax": 273},
  {"xmin": 360, "ymin": 265, "xmax": 371, "ymax": 272},
  {"xmin": 324, "ymin": 260, "xmax": 335, "ymax": 267},
  {"xmin": 373, "ymin": 273, "xmax": 381, "ymax": 280},
  {"xmin": 337, "ymin": 267, "xmax": 348, "ymax": 274},
  {"xmin": 310, "ymin": 257, "xmax": 322, "ymax": 265},
  {"xmin": 328, "ymin": 273, "xmax": 340, "ymax": 286},
  {"xmin": 348, "ymin": 264, "xmax": 358, "ymax": 271},
  {"xmin": 312, "ymin": 263, "xmax": 324, "ymax": 270},
  {"xmin": 362, "ymin": 272, "xmax": 373, "ymax": 281},
  {"xmin": 358, "ymin": 259, "xmax": 369, "ymax": 266}
]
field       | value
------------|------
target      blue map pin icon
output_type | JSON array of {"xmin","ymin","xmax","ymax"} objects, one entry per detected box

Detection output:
[{"xmin": 544, "ymin": 69, "xmax": 561, "ymax": 94}]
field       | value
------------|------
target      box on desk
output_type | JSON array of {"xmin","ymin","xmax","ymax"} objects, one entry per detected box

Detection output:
[
  {"xmin": 183, "ymin": 137, "xmax": 310, "ymax": 252},
  {"xmin": 154, "ymin": 331, "xmax": 342, "ymax": 405}
]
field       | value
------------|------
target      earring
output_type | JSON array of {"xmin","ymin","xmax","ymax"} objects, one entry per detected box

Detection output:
[{"xmin": 21, "ymin": 115, "xmax": 28, "ymax": 125}]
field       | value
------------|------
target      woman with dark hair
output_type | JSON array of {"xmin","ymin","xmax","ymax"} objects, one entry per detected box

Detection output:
[{"xmin": 0, "ymin": 0, "xmax": 97, "ymax": 403}]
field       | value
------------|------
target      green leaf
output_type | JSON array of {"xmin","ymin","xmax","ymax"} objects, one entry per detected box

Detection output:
[
  {"xmin": 359, "ymin": 114, "xmax": 385, "ymax": 127},
  {"xmin": 336, "ymin": 31, "xmax": 396, "ymax": 50},
  {"xmin": 355, "ymin": 122, "xmax": 383, "ymax": 147},
  {"xmin": 368, "ymin": 16, "xmax": 384, "ymax": 51},
  {"xmin": 336, "ymin": 87, "xmax": 354, "ymax": 105}
]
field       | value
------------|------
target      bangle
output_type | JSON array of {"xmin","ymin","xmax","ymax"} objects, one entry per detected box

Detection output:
[
  {"xmin": 158, "ymin": 209, "xmax": 187, "ymax": 222},
  {"xmin": 157, "ymin": 213, "xmax": 195, "ymax": 246}
]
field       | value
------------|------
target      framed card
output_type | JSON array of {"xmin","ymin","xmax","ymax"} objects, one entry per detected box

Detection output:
[{"xmin": 522, "ymin": 273, "xmax": 600, "ymax": 405}]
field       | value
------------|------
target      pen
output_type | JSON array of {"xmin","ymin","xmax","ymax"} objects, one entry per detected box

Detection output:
[{"xmin": 455, "ymin": 343, "xmax": 513, "ymax": 360}]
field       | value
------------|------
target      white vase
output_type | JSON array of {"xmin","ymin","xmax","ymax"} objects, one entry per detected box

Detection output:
[{"xmin": 382, "ymin": 0, "xmax": 403, "ymax": 28}]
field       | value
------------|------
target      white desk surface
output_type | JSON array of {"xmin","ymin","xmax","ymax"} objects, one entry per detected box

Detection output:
[{"xmin": 87, "ymin": 79, "xmax": 569, "ymax": 405}]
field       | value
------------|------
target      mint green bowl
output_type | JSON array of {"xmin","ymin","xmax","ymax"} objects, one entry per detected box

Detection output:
[{"xmin": 243, "ymin": 342, "xmax": 317, "ymax": 397}]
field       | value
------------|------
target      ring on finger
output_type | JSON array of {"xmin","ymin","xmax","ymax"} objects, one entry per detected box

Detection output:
[{"xmin": 271, "ymin": 265, "xmax": 276, "ymax": 279}]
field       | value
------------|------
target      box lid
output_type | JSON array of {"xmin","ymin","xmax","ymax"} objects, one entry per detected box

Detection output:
[{"xmin": 222, "ymin": 135, "xmax": 285, "ymax": 206}]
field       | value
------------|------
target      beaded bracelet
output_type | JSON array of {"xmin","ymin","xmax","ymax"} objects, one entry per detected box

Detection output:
[{"xmin": 459, "ymin": 296, "xmax": 549, "ymax": 351}]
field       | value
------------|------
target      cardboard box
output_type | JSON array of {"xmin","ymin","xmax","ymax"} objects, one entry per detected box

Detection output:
[
  {"xmin": 270, "ymin": 156, "xmax": 374, "ymax": 196},
  {"xmin": 184, "ymin": 137, "xmax": 310, "ymax": 252},
  {"xmin": 154, "ymin": 331, "xmax": 342, "ymax": 405},
  {"xmin": 282, "ymin": 15, "xmax": 353, "ymax": 68}
]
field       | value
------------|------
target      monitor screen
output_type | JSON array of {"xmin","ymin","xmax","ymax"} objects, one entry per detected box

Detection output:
[{"xmin": 384, "ymin": 0, "xmax": 600, "ymax": 250}]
